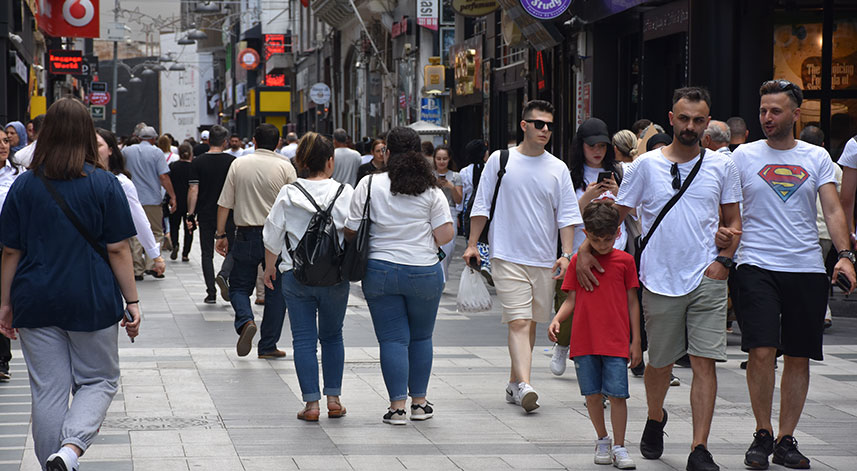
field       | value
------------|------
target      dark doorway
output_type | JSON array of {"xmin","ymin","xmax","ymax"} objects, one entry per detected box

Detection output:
[
  {"xmin": 642, "ymin": 32, "xmax": 688, "ymax": 128},
  {"xmin": 450, "ymin": 104, "xmax": 483, "ymax": 169}
]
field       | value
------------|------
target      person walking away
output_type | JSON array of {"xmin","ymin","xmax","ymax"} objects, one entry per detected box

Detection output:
[
  {"xmin": 549, "ymin": 201, "xmax": 641, "ymax": 469},
  {"xmin": 279, "ymin": 132, "xmax": 299, "ymax": 160},
  {"xmin": 463, "ymin": 100, "xmax": 581, "ymax": 413},
  {"xmin": 612, "ymin": 130, "xmax": 638, "ymax": 163},
  {"xmin": 216, "ymin": 124, "xmax": 297, "ymax": 358},
  {"xmin": 331, "ymin": 128, "xmax": 361, "ymax": 188},
  {"xmin": 13, "ymin": 114, "xmax": 44, "ymax": 168},
  {"xmin": 262, "ymin": 132, "xmax": 354, "ymax": 421},
  {"xmin": 0, "ymin": 127, "xmax": 20, "ymax": 380},
  {"xmin": 0, "ymin": 98, "xmax": 141, "ymax": 471},
  {"xmin": 169, "ymin": 143, "xmax": 195, "ymax": 261},
  {"xmin": 345, "ymin": 126, "xmax": 453, "ymax": 424},
  {"xmin": 432, "ymin": 145, "xmax": 462, "ymax": 281}
]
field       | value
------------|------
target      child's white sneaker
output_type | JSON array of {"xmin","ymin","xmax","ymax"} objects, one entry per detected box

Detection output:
[
  {"xmin": 595, "ymin": 436, "xmax": 612, "ymax": 464},
  {"xmin": 550, "ymin": 344, "xmax": 569, "ymax": 376},
  {"xmin": 612, "ymin": 445, "xmax": 636, "ymax": 469}
]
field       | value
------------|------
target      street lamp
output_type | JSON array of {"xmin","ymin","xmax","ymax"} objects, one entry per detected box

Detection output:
[
  {"xmin": 141, "ymin": 68, "xmax": 155, "ymax": 76},
  {"xmin": 129, "ymin": 75, "xmax": 143, "ymax": 83},
  {"xmin": 117, "ymin": 84, "xmax": 129, "ymax": 93},
  {"xmin": 186, "ymin": 29, "xmax": 208, "ymax": 41},
  {"xmin": 194, "ymin": 1, "xmax": 219, "ymax": 13},
  {"xmin": 169, "ymin": 63, "xmax": 186, "ymax": 71},
  {"xmin": 177, "ymin": 36, "xmax": 195, "ymax": 45}
]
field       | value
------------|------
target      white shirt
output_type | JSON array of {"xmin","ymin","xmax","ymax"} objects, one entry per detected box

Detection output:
[
  {"xmin": 332, "ymin": 147, "xmax": 362, "ymax": 188},
  {"xmin": 241, "ymin": 146, "xmax": 255, "ymax": 156},
  {"xmin": 471, "ymin": 147, "xmax": 582, "ymax": 268},
  {"xmin": 13, "ymin": 141, "xmax": 35, "ymax": 168},
  {"xmin": 164, "ymin": 151, "xmax": 180, "ymax": 165},
  {"xmin": 345, "ymin": 172, "xmax": 452, "ymax": 266},
  {"xmin": 817, "ymin": 163, "xmax": 842, "ymax": 240},
  {"xmin": 840, "ymin": 137, "xmax": 857, "ymax": 169},
  {"xmin": 572, "ymin": 165, "xmax": 628, "ymax": 254},
  {"xmin": 732, "ymin": 140, "xmax": 837, "ymax": 273},
  {"xmin": 280, "ymin": 143, "xmax": 298, "ymax": 159},
  {"xmin": 116, "ymin": 173, "xmax": 160, "ymax": 259},
  {"xmin": 616, "ymin": 149, "xmax": 742, "ymax": 296},
  {"xmin": 224, "ymin": 148, "xmax": 243, "ymax": 157},
  {"xmin": 0, "ymin": 161, "xmax": 20, "ymax": 212},
  {"xmin": 459, "ymin": 164, "xmax": 475, "ymax": 213},
  {"xmin": 263, "ymin": 178, "xmax": 354, "ymax": 273}
]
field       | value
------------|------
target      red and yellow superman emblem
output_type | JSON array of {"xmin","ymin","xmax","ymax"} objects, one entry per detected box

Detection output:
[{"xmin": 757, "ymin": 164, "xmax": 809, "ymax": 202}]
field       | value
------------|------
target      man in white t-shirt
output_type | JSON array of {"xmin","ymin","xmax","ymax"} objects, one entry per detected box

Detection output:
[
  {"xmin": 225, "ymin": 135, "xmax": 244, "ymax": 157},
  {"xmin": 280, "ymin": 132, "xmax": 298, "ymax": 160},
  {"xmin": 578, "ymin": 88, "xmax": 742, "ymax": 471},
  {"xmin": 331, "ymin": 128, "xmax": 361, "ymax": 187},
  {"xmin": 839, "ymin": 135, "xmax": 857, "ymax": 250},
  {"xmin": 719, "ymin": 80, "xmax": 856, "ymax": 470},
  {"xmin": 463, "ymin": 100, "xmax": 581, "ymax": 414}
]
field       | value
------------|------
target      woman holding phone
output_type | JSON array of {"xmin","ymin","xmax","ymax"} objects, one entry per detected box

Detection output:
[{"xmin": 432, "ymin": 145, "xmax": 462, "ymax": 281}]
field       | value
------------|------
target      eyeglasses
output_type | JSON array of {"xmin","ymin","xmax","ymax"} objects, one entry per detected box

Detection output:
[
  {"xmin": 525, "ymin": 119, "xmax": 554, "ymax": 132},
  {"xmin": 670, "ymin": 162, "xmax": 681, "ymax": 190}
]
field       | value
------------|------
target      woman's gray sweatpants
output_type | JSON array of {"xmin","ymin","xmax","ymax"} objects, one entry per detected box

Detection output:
[{"xmin": 19, "ymin": 324, "xmax": 120, "ymax": 468}]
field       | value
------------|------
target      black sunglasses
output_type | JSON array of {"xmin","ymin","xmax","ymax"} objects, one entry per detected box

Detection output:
[
  {"xmin": 762, "ymin": 79, "xmax": 801, "ymax": 104},
  {"xmin": 670, "ymin": 162, "xmax": 681, "ymax": 190},
  {"xmin": 525, "ymin": 119, "xmax": 554, "ymax": 132}
]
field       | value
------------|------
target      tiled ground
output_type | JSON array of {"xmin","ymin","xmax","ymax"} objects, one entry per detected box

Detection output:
[{"xmin": 2, "ymin": 240, "xmax": 857, "ymax": 470}]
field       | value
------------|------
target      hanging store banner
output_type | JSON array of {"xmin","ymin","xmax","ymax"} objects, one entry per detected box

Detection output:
[
  {"xmin": 452, "ymin": 0, "xmax": 500, "ymax": 17},
  {"xmin": 420, "ymin": 97, "xmax": 442, "ymax": 124},
  {"xmin": 520, "ymin": 0, "xmax": 571, "ymax": 20},
  {"xmin": 37, "ymin": 0, "xmax": 100, "ymax": 38},
  {"xmin": 417, "ymin": 0, "xmax": 439, "ymax": 31}
]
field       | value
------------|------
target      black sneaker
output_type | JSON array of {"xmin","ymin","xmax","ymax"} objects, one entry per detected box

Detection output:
[
  {"xmin": 640, "ymin": 408, "xmax": 668, "ymax": 459},
  {"xmin": 0, "ymin": 361, "xmax": 9, "ymax": 381},
  {"xmin": 215, "ymin": 274, "xmax": 231, "ymax": 302},
  {"xmin": 382, "ymin": 408, "xmax": 407, "ymax": 425},
  {"xmin": 630, "ymin": 357, "xmax": 646, "ymax": 377},
  {"xmin": 410, "ymin": 401, "xmax": 434, "ymax": 420},
  {"xmin": 144, "ymin": 269, "xmax": 165, "ymax": 279},
  {"xmin": 170, "ymin": 245, "xmax": 179, "ymax": 260},
  {"xmin": 772, "ymin": 435, "xmax": 810, "ymax": 469},
  {"xmin": 203, "ymin": 294, "xmax": 217, "ymax": 304},
  {"xmin": 686, "ymin": 444, "xmax": 719, "ymax": 471},
  {"xmin": 134, "ymin": 274, "xmax": 144, "ymax": 281},
  {"xmin": 744, "ymin": 429, "xmax": 774, "ymax": 469}
]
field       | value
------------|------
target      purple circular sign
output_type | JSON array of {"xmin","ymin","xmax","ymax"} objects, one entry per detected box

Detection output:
[{"xmin": 521, "ymin": 0, "xmax": 572, "ymax": 20}]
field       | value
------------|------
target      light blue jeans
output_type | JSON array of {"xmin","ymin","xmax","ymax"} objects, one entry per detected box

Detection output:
[
  {"xmin": 281, "ymin": 270, "xmax": 350, "ymax": 401},
  {"xmin": 362, "ymin": 259, "xmax": 444, "ymax": 401}
]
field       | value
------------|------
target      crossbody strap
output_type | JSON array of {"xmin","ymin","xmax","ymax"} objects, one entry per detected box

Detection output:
[
  {"xmin": 639, "ymin": 148, "xmax": 706, "ymax": 253},
  {"xmin": 37, "ymin": 173, "xmax": 110, "ymax": 264},
  {"xmin": 487, "ymin": 149, "xmax": 510, "ymax": 223}
]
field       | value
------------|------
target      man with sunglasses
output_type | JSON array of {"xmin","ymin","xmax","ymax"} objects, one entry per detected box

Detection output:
[
  {"xmin": 719, "ymin": 80, "xmax": 856, "ymax": 470},
  {"xmin": 463, "ymin": 100, "xmax": 580, "ymax": 414},
  {"xmin": 577, "ymin": 87, "xmax": 742, "ymax": 471}
]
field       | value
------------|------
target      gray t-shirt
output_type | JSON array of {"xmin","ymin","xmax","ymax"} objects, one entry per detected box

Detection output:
[
  {"xmin": 435, "ymin": 170, "xmax": 462, "ymax": 211},
  {"xmin": 331, "ymin": 147, "xmax": 362, "ymax": 188},
  {"xmin": 122, "ymin": 141, "xmax": 170, "ymax": 205}
]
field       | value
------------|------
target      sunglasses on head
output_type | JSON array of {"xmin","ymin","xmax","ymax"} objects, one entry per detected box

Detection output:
[
  {"xmin": 525, "ymin": 119, "xmax": 554, "ymax": 132},
  {"xmin": 763, "ymin": 79, "xmax": 801, "ymax": 104}
]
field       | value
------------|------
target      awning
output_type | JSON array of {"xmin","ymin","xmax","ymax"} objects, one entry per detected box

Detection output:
[{"xmin": 407, "ymin": 120, "xmax": 449, "ymax": 135}]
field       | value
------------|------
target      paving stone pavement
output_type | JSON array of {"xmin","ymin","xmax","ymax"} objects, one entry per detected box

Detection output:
[{"xmin": 2, "ymin": 239, "xmax": 857, "ymax": 470}]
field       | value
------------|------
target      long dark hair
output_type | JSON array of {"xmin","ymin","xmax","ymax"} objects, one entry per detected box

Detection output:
[
  {"xmin": 386, "ymin": 126, "xmax": 436, "ymax": 195},
  {"xmin": 31, "ymin": 98, "xmax": 101, "ymax": 179},
  {"xmin": 569, "ymin": 132, "xmax": 622, "ymax": 191},
  {"xmin": 432, "ymin": 145, "xmax": 458, "ymax": 172},
  {"xmin": 96, "ymin": 128, "xmax": 131, "ymax": 179}
]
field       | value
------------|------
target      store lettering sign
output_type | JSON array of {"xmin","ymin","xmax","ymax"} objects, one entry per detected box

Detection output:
[
  {"xmin": 452, "ymin": 0, "xmax": 499, "ymax": 17},
  {"xmin": 417, "ymin": 0, "xmax": 438, "ymax": 31},
  {"xmin": 520, "ymin": 0, "xmax": 571, "ymax": 20},
  {"xmin": 392, "ymin": 17, "xmax": 410, "ymax": 38},
  {"xmin": 49, "ymin": 49, "xmax": 83, "ymax": 74}
]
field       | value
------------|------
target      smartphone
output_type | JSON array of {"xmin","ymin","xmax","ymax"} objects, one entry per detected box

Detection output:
[
  {"xmin": 124, "ymin": 309, "xmax": 135, "ymax": 343},
  {"xmin": 468, "ymin": 256, "xmax": 481, "ymax": 271},
  {"xmin": 597, "ymin": 171, "xmax": 613, "ymax": 183},
  {"xmin": 552, "ymin": 266, "xmax": 562, "ymax": 278},
  {"xmin": 437, "ymin": 247, "xmax": 446, "ymax": 261},
  {"xmin": 836, "ymin": 272, "xmax": 853, "ymax": 292}
]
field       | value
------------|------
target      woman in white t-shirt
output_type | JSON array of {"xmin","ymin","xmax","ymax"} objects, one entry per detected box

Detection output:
[
  {"xmin": 432, "ymin": 145, "xmax": 463, "ymax": 281},
  {"xmin": 261, "ymin": 132, "xmax": 354, "ymax": 422},
  {"xmin": 345, "ymin": 126, "xmax": 453, "ymax": 425}
]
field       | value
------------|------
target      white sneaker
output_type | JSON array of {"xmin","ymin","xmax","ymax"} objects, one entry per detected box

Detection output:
[
  {"xmin": 594, "ymin": 436, "xmax": 612, "ymax": 465},
  {"xmin": 612, "ymin": 445, "xmax": 636, "ymax": 469},
  {"xmin": 550, "ymin": 344, "xmax": 569, "ymax": 376},
  {"xmin": 670, "ymin": 374, "xmax": 681, "ymax": 386},
  {"xmin": 46, "ymin": 449, "xmax": 79, "ymax": 471},
  {"xmin": 516, "ymin": 382, "xmax": 539, "ymax": 412},
  {"xmin": 505, "ymin": 382, "xmax": 519, "ymax": 404}
]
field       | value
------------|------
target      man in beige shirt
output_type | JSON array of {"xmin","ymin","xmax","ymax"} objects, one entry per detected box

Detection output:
[{"xmin": 215, "ymin": 123, "xmax": 297, "ymax": 358}]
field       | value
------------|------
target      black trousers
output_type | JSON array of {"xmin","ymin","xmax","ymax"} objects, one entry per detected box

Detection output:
[
  {"xmin": 168, "ymin": 212, "xmax": 194, "ymax": 257},
  {"xmin": 198, "ymin": 216, "xmax": 235, "ymax": 296},
  {"xmin": 0, "ymin": 250, "xmax": 10, "ymax": 362}
]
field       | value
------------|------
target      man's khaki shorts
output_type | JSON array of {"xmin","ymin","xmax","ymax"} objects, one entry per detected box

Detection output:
[{"xmin": 492, "ymin": 258, "xmax": 555, "ymax": 324}]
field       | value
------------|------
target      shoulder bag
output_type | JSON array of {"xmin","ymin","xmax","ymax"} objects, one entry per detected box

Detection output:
[{"xmin": 342, "ymin": 175, "xmax": 373, "ymax": 281}]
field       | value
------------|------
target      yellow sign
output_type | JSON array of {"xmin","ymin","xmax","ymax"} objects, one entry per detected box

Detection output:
[
  {"xmin": 424, "ymin": 64, "xmax": 445, "ymax": 94},
  {"xmin": 259, "ymin": 91, "xmax": 291, "ymax": 113},
  {"xmin": 452, "ymin": 0, "xmax": 500, "ymax": 17}
]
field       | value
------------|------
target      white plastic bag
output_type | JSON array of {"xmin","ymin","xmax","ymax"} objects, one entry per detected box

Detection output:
[{"xmin": 456, "ymin": 267, "xmax": 492, "ymax": 312}]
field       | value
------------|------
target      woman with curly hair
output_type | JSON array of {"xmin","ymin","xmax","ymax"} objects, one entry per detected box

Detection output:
[{"xmin": 345, "ymin": 126, "xmax": 453, "ymax": 425}]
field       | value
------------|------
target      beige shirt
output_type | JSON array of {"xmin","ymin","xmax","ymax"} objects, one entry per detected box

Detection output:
[{"xmin": 218, "ymin": 149, "xmax": 297, "ymax": 226}]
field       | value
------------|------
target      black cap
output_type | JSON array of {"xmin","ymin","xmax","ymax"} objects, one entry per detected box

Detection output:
[
  {"xmin": 646, "ymin": 133, "xmax": 673, "ymax": 152},
  {"xmin": 577, "ymin": 118, "xmax": 611, "ymax": 146}
]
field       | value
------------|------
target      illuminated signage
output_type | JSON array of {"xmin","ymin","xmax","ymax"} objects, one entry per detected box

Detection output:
[
  {"xmin": 49, "ymin": 49, "xmax": 84, "ymax": 74},
  {"xmin": 264, "ymin": 34, "xmax": 287, "ymax": 60}
]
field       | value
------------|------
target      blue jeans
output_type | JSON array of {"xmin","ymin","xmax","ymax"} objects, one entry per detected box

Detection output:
[
  {"xmin": 281, "ymin": 270, "xmax": 350, "ymax": 401},
  {"xmin": 229, "ymin": 227, "xmax": 287, "ymax": 354},
  {"xmin": 362, "ymin": 259, "xmax": 444, "ymax": 401},
  {"xmin": 573, "ymin": 355, "xmax": 630, "ymax": 399}
]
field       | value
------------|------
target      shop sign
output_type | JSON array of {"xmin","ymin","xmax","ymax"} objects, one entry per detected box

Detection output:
[
  {"xmin": 642, "ymin": 2, "xmax": 688, "ymax": 41},
  {"xmin": 48, "ymin": 49, "xmax": 83, "ymax": 74},
  {"xmin": 264, "ymin": 34, "xmax": 288, "ymax": 60},
  {"xmin": 451, "ymin": 38, "xmax": 481, "ymax": 96},
  {"xmin": 452, "ymin": 0, "xmax": 500, "ymax": 17},
  {"xmin": 420, "ymin": 97, "xmax": 442, "ymax": 124},
  {"xmin": 310, "ymin": 82, "xmax": 331, "ymax": 105},
  {"xmin": 392, "ymin": 17, "xmax": 410, "ymax": 38},
  {"xmin": 520, "ymin": 0, "xmax": 571, "ymax": 20},
  {"xmin": 38, "ymin": 0, "xmax": 100, "ymax": 38},
  {"xmin": 576, "ymin": 81, "xmax": 591, "ymax": 128},
  {"xmin": 91, "ymin": 81, "xmax": 108, "ymax": 93},
  {"xmin": 90, "ymin": 105, "xmax": 105, "ymax": 121},
  {"xmin": 12, "ymin": 53, "xmax": 27, "ymax": 83},
  {"xmin": 238, "ymin": 48, "xmax": 260, "ymax": 70},
  {"xmin": 417, "ymin": 0, "xmax": 438, "ymax": 31},
  {"xmin": 424, "ymin": 64, "xmax": 445, "ymax": 94},
  {"xmin": 399, "ymin": 93, "xmax": 407, "ymax": 109},
  {"xmin": 89, "ymin": 91, "xmax": 110, "ymax": 105}
]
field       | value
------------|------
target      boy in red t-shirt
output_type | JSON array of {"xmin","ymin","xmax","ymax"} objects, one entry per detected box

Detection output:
[{"xmin": 549, "ymin": 201, "xmax": 641, "ymax": 469}]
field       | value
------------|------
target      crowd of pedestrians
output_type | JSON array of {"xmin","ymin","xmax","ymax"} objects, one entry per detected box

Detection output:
[{"xmin": 0, "ymin": 77, "xmax": 855, "ymax": 471}]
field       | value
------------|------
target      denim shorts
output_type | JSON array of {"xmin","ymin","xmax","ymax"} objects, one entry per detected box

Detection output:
[{"xmin": 573, "ymin": 355, "xmax": 629, "ymax": 398}]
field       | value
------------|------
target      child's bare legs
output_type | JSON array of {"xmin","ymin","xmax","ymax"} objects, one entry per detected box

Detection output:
[
  {"xmin": 610, "ymin": 397, "xmax": 628, "ymax": 446},
  {"xmin": 585, "ymin": 394, "xmax": 609, "ymax": 438}
]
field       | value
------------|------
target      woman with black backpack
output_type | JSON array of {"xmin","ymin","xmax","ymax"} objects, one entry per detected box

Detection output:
[{"xmin": 261, "ymin": 132, "xmax": 354, "ymax": 421}]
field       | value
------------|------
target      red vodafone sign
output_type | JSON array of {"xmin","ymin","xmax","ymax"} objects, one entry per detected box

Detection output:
[
  {"xmin": 89, "ymin": 92, "xmax": 111, "ymax": 106},
  {"xmin": 38, "ymin": 0, "xmax": 101, "ymax": 39}
]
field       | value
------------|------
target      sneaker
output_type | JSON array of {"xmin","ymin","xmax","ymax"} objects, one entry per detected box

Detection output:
[
  {"xmin": 134, "ymin": 274, "xmax": 144, "ymax": 281},
  {"xmin": 639, "ymin": 409, "xmax": 667, "ymax": 459},
  {"xmin": 382, "ymin": 408, "xmax": 407, "ymax": 425},
  {"xmin": 550, "ymin": 344, "xmax": 569, "ymax": 376},
  {"xmin": 675, "ymin": 354, "xmax": 691, "ymax": 368},
  {"xmin": 203, "ymin": 294, "xmax": 216, "ymax": 304},
  {"xmin": 480, "ymin": 266, "xmax": 494, "ymax": 287},
  {"xmin": 144, "ymin": 269, "xmax": 165, "ymax": 279},
  {"xmin": 516, "ymin": 382, "xmax": 539, "ymax": 413},
  {"xmin": 686, "ymin": 444, "xmax": 719, "ymax": 471},
  {"xmin": 594, "ymin": 436, "xmax": 612, "ymax": 465},
  {"xmin": 410, "ymin": 401, "xmax": 434, "ymax": 420},
  {"xmin": 630, "ymin": 357, "xmax": 645, "ymax": 377},
  {"xmin": 0, "ymin": 361, "xmax": 10, "ymax": 380},
  {"xmin": 612, "ymin": 445, "xmax": 636, "ymax": 469},
  {"xmin": 670, "ymin": 374, "xmax": 681, "ymax": 386},
  {"xmin": 744, "ymin": 428, "xmax": 774, "ymax": 469},
  {"xmin": 236, "ymin": 320, "xmax": 257, "ymax": 357},
  {"xmin": 45, "ymin": 450, "xmax": 78, "ymax": 471},
  {"xmin": 772, "ymin": 435, "xmax": 810, "ymax": 469},
  {"xmin": 215, "ymin": 274, "xmax": 230, "ymax": 302},
  {"xmin": 505, "ymin": 383, "xmax": 519, "ymax": 404}
]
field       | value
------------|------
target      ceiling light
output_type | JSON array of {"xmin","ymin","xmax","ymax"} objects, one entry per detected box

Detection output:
[
  {"xmin": 129, "ymin": 76, "xmax": 143, "ymax": 83},
  {"xmin": 169, "ymin": 63, "xmax": 186, "ymax": 71},
  {"xmin": 187, "ymin": 29, "xmax": 208, "ymax": 40}
]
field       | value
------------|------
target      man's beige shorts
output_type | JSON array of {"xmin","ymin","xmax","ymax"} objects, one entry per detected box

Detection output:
[{"xmin": 492, "ymin": 258, "xmax": 555, "ymax": 324}]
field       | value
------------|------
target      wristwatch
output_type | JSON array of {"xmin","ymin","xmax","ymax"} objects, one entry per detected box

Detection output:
[
  {"xmin": 561, "ymin": 252, "xmax": 574, "ymax": 261},
  {"xmin": 214, "ymin": 232, "xmax": 227, "ymax": 240},
  {"xmin": 714, "ymin": 256, "xmax": 734, "ymax": 269},
  {"xmin": 838, "ymin": 250, "xmax": 857, "ymax": 265}
]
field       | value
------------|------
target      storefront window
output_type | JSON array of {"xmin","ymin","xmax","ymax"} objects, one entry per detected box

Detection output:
[
  {"xmin": 830, "ymin": 99, "xmax": 857, "ymax": 159},
  {"xmin": 832, "ymin": 19, "xmax": 857, "ymax": 90},
  {"xmin": 773, "ymin": 19, "xmax": 823, "ymax": 90}
]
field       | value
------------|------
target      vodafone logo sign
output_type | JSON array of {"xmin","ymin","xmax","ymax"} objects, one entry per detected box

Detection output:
[{"xmin": 63, "ymin": 0, "xmax": 96, "ymax": 28}]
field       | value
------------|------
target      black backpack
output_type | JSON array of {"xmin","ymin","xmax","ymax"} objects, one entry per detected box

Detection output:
[{"xmin": 286, "ymin": 182, "xmax": 346, "ymax": 286}]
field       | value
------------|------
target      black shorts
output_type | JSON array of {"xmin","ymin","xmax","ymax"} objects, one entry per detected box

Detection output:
[{"xmin": 731, "ymin": 264, "xmax": 829, "ymax": 360}]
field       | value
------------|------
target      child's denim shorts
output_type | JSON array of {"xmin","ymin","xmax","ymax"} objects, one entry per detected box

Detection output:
[{"xmin": 573, "ymin": 355, "xmax": 629, "ymax": 398}]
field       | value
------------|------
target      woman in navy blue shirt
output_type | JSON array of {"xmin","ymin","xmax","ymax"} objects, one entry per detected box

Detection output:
[{"xmin": 0, "ymin": 98, "xmax": 140, "ymax": 471}]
